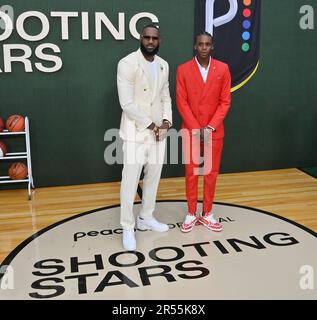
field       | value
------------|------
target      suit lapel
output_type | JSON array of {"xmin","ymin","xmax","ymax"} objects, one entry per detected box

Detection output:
[
  {"xmin": 191, "ymin": 58, "xmax": 205, "ymax": 90},
  {"xmin": 137, "ymin": 49, "xmax": 153, "ymax": 90},
  {"xmin": 201, "ymin": 58, "xmax": 217, "ymax": 99},
  {"xmin": 156, "ymin": 59, "xmax": 164, "ymax": 91},
  {"xmin": 151, "ymin": 56, "xmax": 160, "ymax": 101}
]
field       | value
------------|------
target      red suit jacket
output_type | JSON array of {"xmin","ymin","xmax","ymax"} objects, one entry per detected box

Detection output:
[{"xmin": 176, "ymin": 58, "xmax": 231, "ymax": 139}]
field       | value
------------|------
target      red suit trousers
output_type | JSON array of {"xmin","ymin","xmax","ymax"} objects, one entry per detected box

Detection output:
[{"xmin": 182, "ymin": 132, "xmax": 223, "ymax": 214}]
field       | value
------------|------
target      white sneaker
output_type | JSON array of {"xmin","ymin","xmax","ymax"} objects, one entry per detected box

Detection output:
[
  {"xmin": 122, "ymin": 229, "xmax": 136, "ymax": 251},
  {"xmin": 199, "ymin": 213, "xmax": 223, "ymax": 232},
  {"xmin": 137, "ymin": 216, "xmax": 169, "ymax": 232},
  {"xmin": 181, "ymin": 214, "xmax": 198, "ymax": 233},
  {"xmin": 203, "ymin": 213, "xmax": 217, "ymax": 223}
]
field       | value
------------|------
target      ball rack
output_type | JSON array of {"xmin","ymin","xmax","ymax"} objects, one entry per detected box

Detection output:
[{"xmin": 0, "ymin": 117, "xmax": 34, "ymax": 200}]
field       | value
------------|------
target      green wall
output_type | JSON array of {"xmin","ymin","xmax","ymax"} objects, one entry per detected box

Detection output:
[{"xmin": 0, "ymin": 0, "xmax": 316, "ymax": 188}]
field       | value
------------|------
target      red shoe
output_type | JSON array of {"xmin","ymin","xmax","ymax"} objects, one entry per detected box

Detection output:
[
  {"xmin": 181, "ymin": 214, "xmax": 198, "ymax": 233},
  {"xmin": 199, "ymin": 214, "xmax": 223, "ymax": 232}
]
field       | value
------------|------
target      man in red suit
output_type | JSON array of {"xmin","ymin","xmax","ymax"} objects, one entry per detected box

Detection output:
[{"xmin": 176, "ymin": 31, "xmax": 231, "ymax": 233}]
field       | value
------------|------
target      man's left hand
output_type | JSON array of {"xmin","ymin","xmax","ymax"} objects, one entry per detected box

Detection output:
[
  {"xmin": 202, "ymin": 127, "xmax": 213, "ymax": 145},
  {"xmin": 157, "ymin": 121, "xmax": 171, "ymax": 141}
]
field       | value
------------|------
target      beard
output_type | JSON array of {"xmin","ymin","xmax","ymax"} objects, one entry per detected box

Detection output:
[{"xmin": 140, "ymin": 42, "xmax": 160, "ymax": 56}]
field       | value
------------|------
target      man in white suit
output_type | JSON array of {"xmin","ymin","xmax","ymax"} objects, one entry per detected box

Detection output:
[{"xmin": 117, "ymin": 24, "xmax": 172, "ymax": 251}]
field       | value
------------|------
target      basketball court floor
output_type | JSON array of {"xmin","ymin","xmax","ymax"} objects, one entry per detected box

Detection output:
[{"xmin": 0, "ymin": 168, "xmax": 316, "ymax": 299}]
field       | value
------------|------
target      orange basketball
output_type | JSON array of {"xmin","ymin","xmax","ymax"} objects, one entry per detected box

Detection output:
[
  {"xmin": 0, "ymin": 141, "xmax": 7, "ymax": 157},
  {"xmin": 6, "ymin": 115, "xmax": 25, "ymax": 132},
  {"xmin": 0, "ymin": 118, "xmax": 4, "ymax": 132},
  {"xmin": 8, "ymin": 162, "xmax": 28, "ymax": 180}
]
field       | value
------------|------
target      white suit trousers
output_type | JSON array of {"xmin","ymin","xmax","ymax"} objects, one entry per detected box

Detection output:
[{"xmin": 120, "ymin": 139, "xmax": 166, "ymax": 230}]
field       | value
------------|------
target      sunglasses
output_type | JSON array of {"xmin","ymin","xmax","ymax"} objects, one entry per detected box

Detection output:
[{"xmin": 142, "ymin": 35, "xmax": 159, "ymax": 41}]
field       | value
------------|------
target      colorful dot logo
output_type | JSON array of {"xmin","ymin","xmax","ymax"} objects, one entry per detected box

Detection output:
[
  {"xmin": 243, "ymin": 20, "xmax": 251, "ymax": 29},
  {"xmin": 242, "ymin": 31, "xmax": 250, "ymax": 41},
  {"xmin": 243, "ymin": 0, "xmax": 252, "ymax": 5},
  {"xmin": 242, "ymin": 0, "xmax": 252, "ymax": 52},
  {"xmin": 243, "ymin": 9, "xmax": 251, "ymax": 18},
  {"xmin": 242, "ymin": 43, "xmax": 250, "ymax": 52}
]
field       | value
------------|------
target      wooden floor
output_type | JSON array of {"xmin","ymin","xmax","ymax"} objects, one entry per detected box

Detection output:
[{"xmin": 0, "ymin": 168, "xmax": 316, "ymax": 263}]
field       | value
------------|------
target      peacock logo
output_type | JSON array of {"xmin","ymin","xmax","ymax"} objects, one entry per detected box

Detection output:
[{"xmin": 195, "ymin": 0, "xmax": 261, "ymax": 92}]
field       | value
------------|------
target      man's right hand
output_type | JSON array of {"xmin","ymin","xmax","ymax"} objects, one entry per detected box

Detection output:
[{"xmin": 147, "ymin": 122, "xmax": 160, "ymax": 141}]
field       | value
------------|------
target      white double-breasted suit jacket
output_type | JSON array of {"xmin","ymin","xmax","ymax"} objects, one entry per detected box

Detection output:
[{"xmin": 117, "ymin": 49, "xmax": 172, "ymax": 143}]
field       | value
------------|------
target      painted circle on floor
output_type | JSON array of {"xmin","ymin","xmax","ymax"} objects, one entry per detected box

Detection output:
[{"xmin": 0, "ymin": 201, "xmax": 316, "ymax": 300}]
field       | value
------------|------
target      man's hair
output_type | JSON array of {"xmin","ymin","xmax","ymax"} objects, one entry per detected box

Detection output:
[
  {"xmin": 194, "ymin": 31, "xmax": 213, "ymax": 43},
  {"xmin": 141, "ymin": 23, "xmax": 160, "ymax": 35}
]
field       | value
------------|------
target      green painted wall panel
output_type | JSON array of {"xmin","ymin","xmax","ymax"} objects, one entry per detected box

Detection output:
[{"xmin": 0, "ymin": 0, "xmax": 316, "ymax": 187}]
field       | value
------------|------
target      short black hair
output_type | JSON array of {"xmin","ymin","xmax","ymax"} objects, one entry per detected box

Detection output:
[
  {"xmin": 141, "ymin": 23, "xmax": 160, "ymax": 35},
  {"xmin": 195, "ymin": 31, "xmax": 213, "ymax": 43}
]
